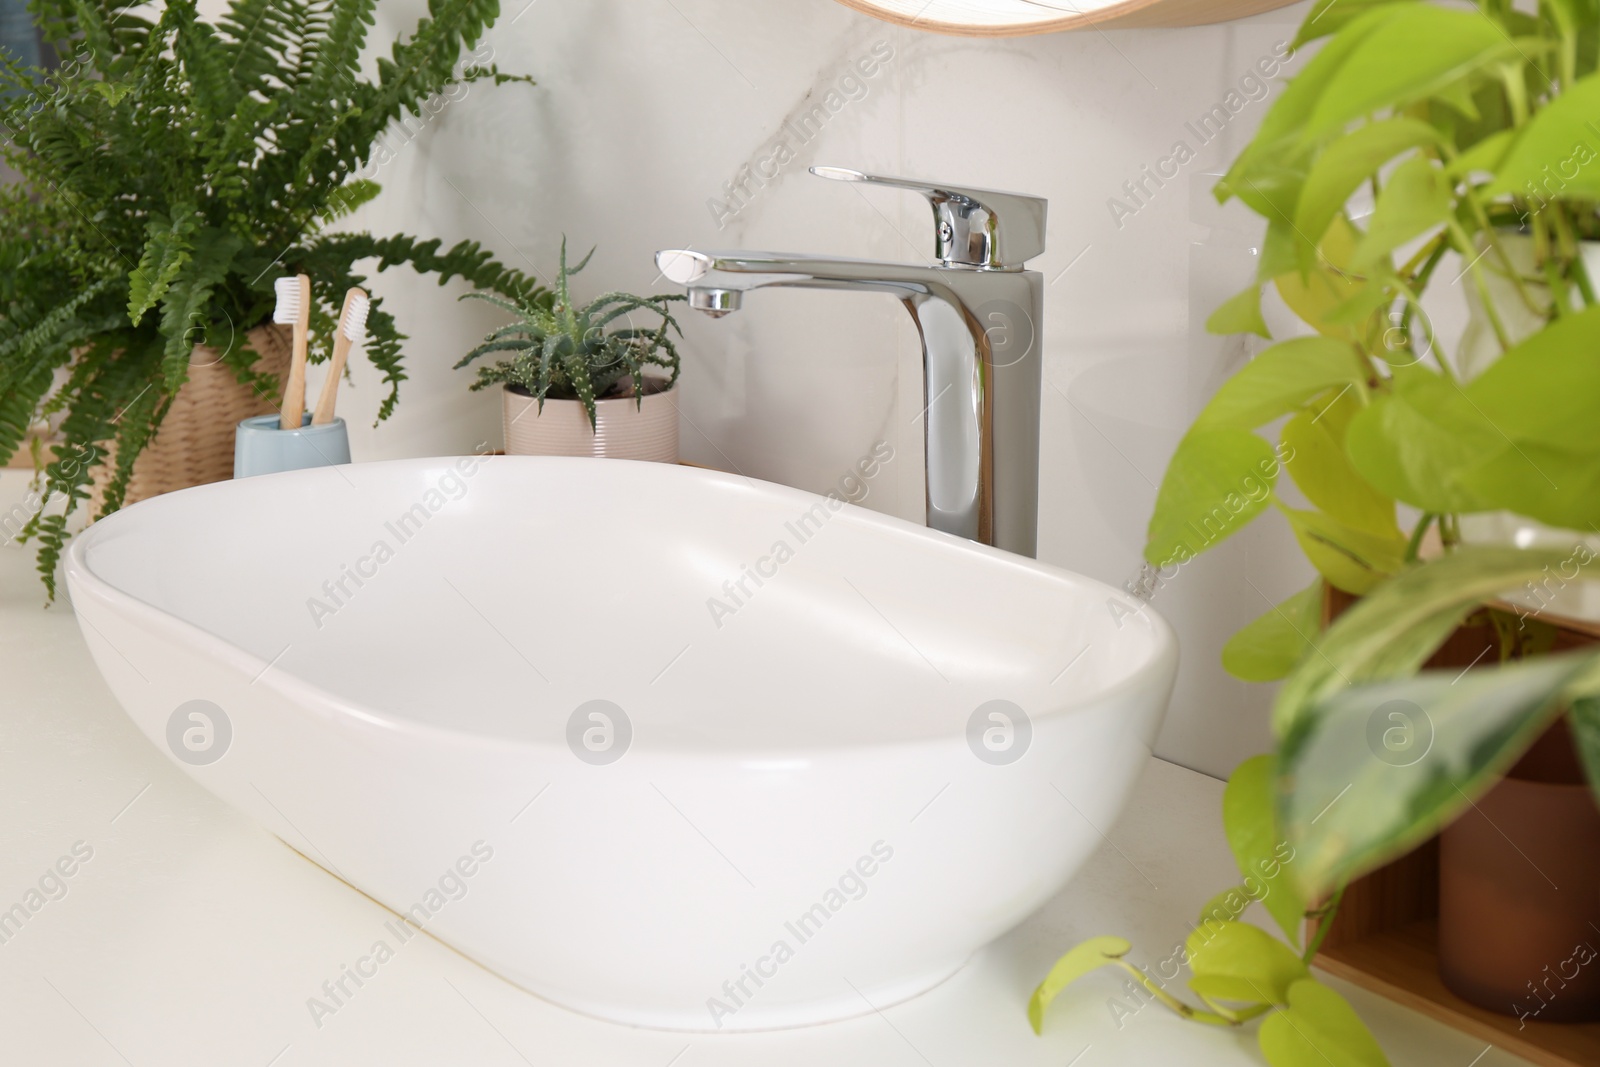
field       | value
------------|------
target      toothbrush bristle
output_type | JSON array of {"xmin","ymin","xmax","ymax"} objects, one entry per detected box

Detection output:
[
  {"xmin": 341, "ymin": 294, "xmax": 370, "ymax": 343},
  {"xmin": 273, "ymin": 277, "xmax": 301, "ymax": 324}
]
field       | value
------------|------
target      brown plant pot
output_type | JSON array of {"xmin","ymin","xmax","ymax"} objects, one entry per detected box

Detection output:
[
  {"xmin": 1319, "ymin": 584, "xmax": 1600, "ymax": 1033},
  {"xmin": 501, "ymin": 378, "xmax": 678, "ymax": 462},
  {"xmin": 1438, "ymin": 720, "xmax": 1600, "ymax": 1021},
  {"xmin": 89, "ymin": 324, "xmax": 291, "ymax": 511}
]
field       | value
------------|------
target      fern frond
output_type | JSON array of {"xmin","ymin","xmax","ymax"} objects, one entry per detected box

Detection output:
[
  {"xmin": 317, "ymin": 179, "xmax": 382, "ymax": 224},
  {"xmin": 3, "ymin": 0, "xmax": 535, "ymax": 595},
  {"xmin": 306, "ymin": 233, "xmax": 548, "ymax": 303},
  {"xmin": 127, "ymin": 206, "xmax": 199, "ymax": 325},
  {"xmin": 156, "ymin": 231, "xmax": 244, "ymax": 391}
]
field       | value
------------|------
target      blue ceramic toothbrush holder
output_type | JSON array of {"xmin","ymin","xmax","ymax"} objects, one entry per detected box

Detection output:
[{"xmin": 234, "ymin": 413, "xmax": 351, "ymax": 479}]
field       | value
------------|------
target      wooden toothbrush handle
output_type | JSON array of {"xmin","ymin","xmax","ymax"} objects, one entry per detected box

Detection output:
[
  {"xmin": 279, "ymin": 328, "xmax": 308, "ymax": 429},
  {"xmin": 312, "ymin": 332, "xmax": 353, "ymax": 425},
  {"xmin": 279, "ymin": 275, "xmax": 312, "ymax": 430}
]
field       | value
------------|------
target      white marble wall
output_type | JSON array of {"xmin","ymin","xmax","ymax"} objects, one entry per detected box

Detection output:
[{"xmin": 305, "ymin": 0, "xmax": 1320, "ymax": 780}]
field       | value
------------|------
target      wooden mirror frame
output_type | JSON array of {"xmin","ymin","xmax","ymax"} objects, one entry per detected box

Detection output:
[{"xmin": 831, "ymin": 0, "xmax": 1301, "ymax": 34}]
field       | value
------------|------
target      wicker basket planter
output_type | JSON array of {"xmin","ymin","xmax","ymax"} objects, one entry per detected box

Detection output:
[{"xmin": 90, "ymin": 324, "xmax": 291, "ymax": 511}]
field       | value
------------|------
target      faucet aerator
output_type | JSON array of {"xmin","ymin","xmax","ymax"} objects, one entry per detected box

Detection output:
[{"xmin": 689, "ymin": 288, "xmax": 742, "ymax": 317}]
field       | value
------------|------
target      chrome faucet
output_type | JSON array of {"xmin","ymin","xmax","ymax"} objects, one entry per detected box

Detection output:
[{"xmin": 656, "ymin": 167, "xmax": 1046, "ymax": 557}]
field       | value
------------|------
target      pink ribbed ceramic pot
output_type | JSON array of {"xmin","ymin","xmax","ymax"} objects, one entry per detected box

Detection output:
[{"xmin": 501, "ymin": 379, "xmax": 677, "ymax": 462}]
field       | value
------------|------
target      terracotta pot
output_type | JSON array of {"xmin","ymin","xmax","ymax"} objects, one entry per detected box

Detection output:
[
  {"xmin": 501, "ymin": 378, "xmax": 677, "ymax": 462},
  {"xmin": 1438, "ymin": 720, "xmax": 1600, "ymax": 1022}
]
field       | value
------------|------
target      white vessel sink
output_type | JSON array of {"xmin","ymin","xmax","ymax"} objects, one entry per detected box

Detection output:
[{"xmin": 65, "ymin": 456, "xmax": 1176, "ymax": 1032}]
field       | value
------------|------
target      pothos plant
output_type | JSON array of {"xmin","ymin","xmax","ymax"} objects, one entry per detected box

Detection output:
[
  {"xmin": 456, "ymin": 239, "xmax": 684, "ymax": 429},
  {"xmin": 1031, "ymin": 0, "xmax": 1600, "ymax": 1061},
  {"xmin": 0, "ymin": 0, "xmax": 549, "ymax": 595}
]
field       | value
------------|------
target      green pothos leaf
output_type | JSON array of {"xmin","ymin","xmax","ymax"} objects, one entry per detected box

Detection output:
[
  {"xmin": 1292, "ymin": 0, "xmax": 1416, "ymax": 48},
  {"xmin": 1348, "ymin": 307, "xmax": 1600, "ymax": 529},
  {"xmin": 1281, "ymin": 391, "xmax": 1399, "ymax": 540},
  {"xmin": 1568, "ymin": 697, "xmax": 1600, "ymax": 803},
  {"xmin": 1294, "ymin": 118, "xmax": 1442, "ymax": 248},
  {"xmin": 1028, "ymin": 936, "xmax": 1133, "ymax": 1034},
  {"xmin": 1445, "ymin": 128, "xmax": 1512, "ymax": 178},
  {"xmin": 1300, "ymin": 6, "xmax": 1511, "ymax": 140},
  {"xmin": 1280, "ymin": 506, "xmax": 1407, "ymax": 595},
  {"xmin": 1198, "ymin": 884, "xmax": 1255, "ymax": 926},
  {"xmin": 1187, "ymin": 921, "xmax": 1309, "ymax": 1006},
  {"xmin": 1259, "ymin": 980, "xmax": 1390, "ymax": 1066},
  {"xmin": 1270, "ymin": 546, "xmax": 1581, "ymax": 737},
  {"xmin": 1223, "ymin": 756, "xmax": 1307, "ymax": 946},
  {"xmin": 1207, "ymin": 285, "xmax": 1271, "ymax": 338},
  {"xmin": 1223, "ymin": 582, "xmax": 1324, "ymax": 683},
  {"xmin": 1145, "ymin": 429, "xmax": 1279, "ymax": 567},
  {"xmin": 1279, "ymin": 652, "xmax": 1598, "ymax": 897},
  {"xmin": 1217, "ymin": 9, "xmax": 1394, "ymax": 212},
  {"xmin": 1344, "ymin": 372, "xmax": 1502, "ymax": 516},
  {"xmin": 1194, "ymin": 337, "xmax": 1367, "ymax": 431},
  {"xmin": 1351, "ymin": 156, "xmax": 1452, "ymax": 271},
  {"xmin": 1488, "ymin": 72, "xmax": 1600, "ymax": 200}
]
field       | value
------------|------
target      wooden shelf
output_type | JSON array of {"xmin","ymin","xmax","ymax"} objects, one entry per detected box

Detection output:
[
  {"xmin": 1309, "ymin": 830, "xmax": 1600, "ymax": 1067},
  {"xmin": 1318, "ymin": 922, "xmax": 1600, "ymax": 1065},
  {"xmin": 832, "ymin": 0, "xmax": 1302, "ymax": 34}
]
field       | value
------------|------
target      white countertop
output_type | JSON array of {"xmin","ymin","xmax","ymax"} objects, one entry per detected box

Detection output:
[{"xmin": 0, "ymin": 474, "xmax": 1530, "ymax": 1066}]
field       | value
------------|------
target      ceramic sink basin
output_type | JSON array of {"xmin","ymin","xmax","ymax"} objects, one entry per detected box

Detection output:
[{"xmin": 65, "ymin": 456, "xmax": 1176, "ymax": 1032}]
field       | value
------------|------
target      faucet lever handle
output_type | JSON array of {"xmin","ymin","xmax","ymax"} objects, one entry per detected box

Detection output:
[{"xmin": 810, "ymin": 166, "xmax": 1047, "ymax": 269}]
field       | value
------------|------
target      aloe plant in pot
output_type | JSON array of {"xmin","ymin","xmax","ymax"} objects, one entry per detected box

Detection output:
[
  {"xmin": 1031, "ymin": 0, "xmax": 1600, "ymax": 1059},
  {"xmin": 456, "ymin": 240, "xmax": 685, "ymax": 462}
]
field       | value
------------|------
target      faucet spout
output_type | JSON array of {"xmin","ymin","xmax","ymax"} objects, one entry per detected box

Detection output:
[{"xmin": 653, "ymin": 174, "xmax": 1044, "ymax": 557}]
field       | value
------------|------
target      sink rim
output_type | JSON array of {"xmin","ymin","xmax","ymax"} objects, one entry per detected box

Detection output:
[{"xmin": 65, "ymin": 456, "xmax": 1177, "ymax": 758}]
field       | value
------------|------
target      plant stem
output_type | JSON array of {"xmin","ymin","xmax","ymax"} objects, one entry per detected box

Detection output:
[
  {"xmin": 1112, "ymin": 961, "xmax": 1236, "ymax": 1027},
  {"xmin": 1405, "ymin": 513, "xmax": 1437, "ymax": 562},
  {"xmin": 1540, "ymin": 0, "xmax": 1578, "ymax": 89},
  {"xmin": 1453, "ymin": 84, "xmax": 1540, "ymax": 320},
  {"xmin": 1448, "ymin": 219, "xmax": 1514, "ymax": 352},
  {"xmin": 1549, "ymin": 206, "xmax": 1586, "ymax": 316},
  {"xmin": 1194, "ymin": 995, "xmax": 1275, "ymax": 1025},
  {"xmin": 1551, "ymin": 202, "xmax": 1579, "ymax": 262},
  {"xmin": 1399, "ymin": 233, "xmax": 1448, "ymax": 281},
  {"xmin": 1501, "ymin": 61, "xmax": 1530, "ymax": 126},
  {"xmin": 1462, "ymin": 187, "xmax": 1545, "ymax": 318},
  {"xmin": 1546, "ymin": 254, "xmax": 1574, "ymax": 317},
  {"xmin": 1441, "ymin": 513, "xmax": 1462, "ymax": 548},
  {"xmin": 1392, "ymin": 278, "xmax": 1454, "ymax": 381},
  {"xmin": 1573, "ymin": 218, "xmax": 1598, "ymax": 308},
  {"xmin": 1533, "ymin": 207, "xmax": 1552, "ymax": 278},
  {"xmin": 1303, "ymin": 887, "xmax": 1346, "ymax": 963}
]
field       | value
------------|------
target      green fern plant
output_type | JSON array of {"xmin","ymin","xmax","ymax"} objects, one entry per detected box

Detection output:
[
  {"xmin": 456, "ymin": 239, "xmax": 684, "ymax": 428},
  {"xmin": 0, "ymin": 0, "xmax": 549, "ymax": 596}
]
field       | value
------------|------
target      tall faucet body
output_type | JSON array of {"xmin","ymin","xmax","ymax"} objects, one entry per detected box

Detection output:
[{"xmin": 657, "ymin": 169, "xmax": 1047, "ymax": 558}]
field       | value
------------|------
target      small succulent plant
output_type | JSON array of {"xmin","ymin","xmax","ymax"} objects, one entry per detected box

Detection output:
[{"xmin": 456, "ymin": 240, "xmax": 684, "ymax": 428}]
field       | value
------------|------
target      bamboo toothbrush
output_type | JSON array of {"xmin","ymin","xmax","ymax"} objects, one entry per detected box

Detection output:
[
  {"xmin": 274, "ymin": 274, "xmax": 313, "ymax": 430},
  {"xmin": 312, "ymin": 288, "xmax": 369, "ymax": 425}
]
